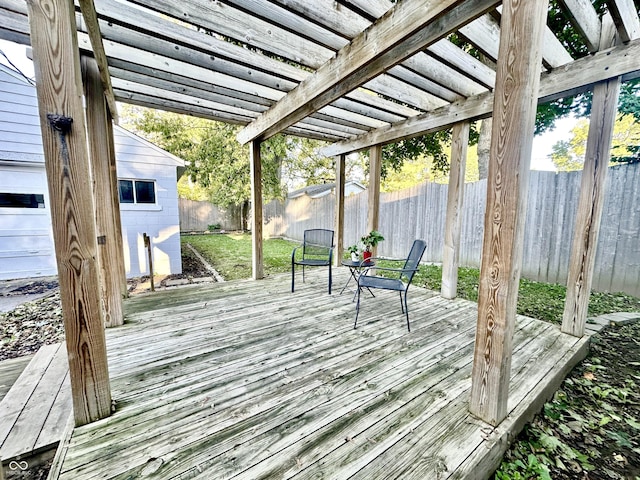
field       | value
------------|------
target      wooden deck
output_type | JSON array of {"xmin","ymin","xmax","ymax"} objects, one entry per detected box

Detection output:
[
  {"xmin": 0, "ymin": 355, "xmax": 33, "ymax": 402},
  {"xmin": 0, "ymin": 343, "xmax": 71, "ymax": 471},
  {"xmin": 50, "ymin": 268, "xmax": 589, "ymax": 479}
]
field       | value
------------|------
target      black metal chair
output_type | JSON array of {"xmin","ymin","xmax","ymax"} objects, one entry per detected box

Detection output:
[
  {"xmin": 354, "ymin": 239, "xmax": 427, "ymax": 331},
  {"xmin": 291, "ymin": 229, "xmax": 334, "ymax": 294}
]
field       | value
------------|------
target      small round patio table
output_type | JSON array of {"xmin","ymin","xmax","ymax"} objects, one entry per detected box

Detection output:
[{"xmin": 340, "ymin": 259, "xmax": 375, "ymax": 298}]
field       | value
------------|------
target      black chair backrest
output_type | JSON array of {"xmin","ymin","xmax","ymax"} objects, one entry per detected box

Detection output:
[
  {"xmin": 401, "ymin": 239, "xmax": 427, "ymax": 283},
  {"xmin": 303, "ymin": 229, "xmax": 334, "ymax": 258}
]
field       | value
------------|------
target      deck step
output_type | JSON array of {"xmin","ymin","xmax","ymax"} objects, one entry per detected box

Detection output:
[
  {"xmin": 0, "ymin": 343, "xmax": 71, "ymax": 471},
  {"xmin": 0, "ymin": 355, "xmax": 33, "ymax": 402}
]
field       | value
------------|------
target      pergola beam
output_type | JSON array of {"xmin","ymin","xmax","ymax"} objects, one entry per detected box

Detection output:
[
  {"xmin": 237, "ymin": 0, "xmax": 499, "ymax": 144},
  {"xmin": 469, "ymin": 0, "xmax": 549, "ymax": 426},
  {"xmin": 557, "ymin": 0, "xmax": 601, "ymax": 52},
  {"xmin": 81, "ymin": 54, "xmax": 123, "ymax": 327},
  {"xmin": 322, "ymin": 38, "xmax": 640, "ymax": 156},
  {"xmin": 607, "ymin": 0, "xmax": 640, "ymax": 43},
  {"xmin": 441, "ymin": 121, "xmax": 470, "ymax": 300},
  {"xmin": 250, "ymin": 141, "xmax": 264, "ymax": 280},
  {"xmin": 77, "ymin": 0, "xmax": 118, "ymax": 122},
  {"xmin": 25, "ymin": 0, "xmax": 111, "ymax": 426},
  {"xmin": 562, "ymin": 15, "xmax": 622, "ymax": 337}
]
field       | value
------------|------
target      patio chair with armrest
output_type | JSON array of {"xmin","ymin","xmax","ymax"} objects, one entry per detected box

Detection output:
[
  {"xmin": 354, "ymin": 239, "xmax": 427, "ymax": 332},
  {"xmin": 291, "ymin": 229, "xmax": 334, "ymax": 294}
]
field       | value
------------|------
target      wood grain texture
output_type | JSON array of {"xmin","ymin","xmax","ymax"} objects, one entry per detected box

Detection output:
[
  {"xmin": 562, "ymin": 16, "xmax": 621, "ymax": 337},
  {"xmin": 607, "ymin": 0, "xmax": 640, "ymax": 42},
  {"xmin": 76, "ymin": 0, "xmax": 118, "ymax": 122},
  {"xmin": 322, "ymin": 37, "xmax": 640, "ymax": 156},
  {"xmin": 0, "ymin": 344, "xmax": 71, "ymax": 467},
  {"xmin": 25, "ymin": 0, "xmax": 111, "ymax": 426},
  {"xmin": 469, "ymin": 0, "xmax": 549, "ymax": 426},
  {"xmin": 105, "ymin": 108, "xmax": 127, "ymax": 298},
  {"xmin": 441, "ymin": 121, "xmax": 469, "ymax": 299},
  {"xmin": 250, "ymin": 140, "xmax": 264, "ymax": 280},
  {"xmin": 0, "ymin": 355, "xmax": 32, "ymax": 402},
  {"xmin": 557, "ymin": 0, "xmax": 602, "ymax": 52},
  {"xmin": 562, "ymin": 105, "xmax": 621, "ymax": 331},
  {"xmin": 237, "ymin": 0, "xmax": 499, "ymax": 143},
  {"xmin": 81, "ymin": 55, "xmax": 123, "ymax": 327},
  {"xmin": 367, "ymin": 145, "xmax": 382, "ymax": 256},
  {"xmin": 334, "ymin": 154, "xmax": 346, "ymax": 265}
]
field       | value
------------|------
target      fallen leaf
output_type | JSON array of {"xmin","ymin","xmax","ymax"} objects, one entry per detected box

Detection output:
[{"xmin": 613, "ymin": 453, "xmax": 626, "ymax": 463}]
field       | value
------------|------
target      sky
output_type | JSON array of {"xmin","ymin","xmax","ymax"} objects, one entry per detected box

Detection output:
[{"xmin": 0, "ymin": 38, "xmax": 574, "ymax": 172}]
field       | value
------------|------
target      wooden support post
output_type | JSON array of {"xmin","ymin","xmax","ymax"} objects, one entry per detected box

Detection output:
[
  {"xmin": 250, "ymin": 140, "xmax": 264, "ymax": 280},
  {"xmin": 441, "ymin": 121, "xmax": 470, "ymax": 299},
  {"xmin": 334, "ymin": 154, "xmax": 346, "ymax": 265},
  {"xmin": 143, "ymin": 233, "xmax": 155, "ymax": 291},
  {"xmin": 469, "ymin": 0, "xmax": 548, "ymax": 426},
  {"xmin": 105, "ymin": 110, "xmax": 128, "ymax": 298},
  {"xmin": 562, "ymin": 17, "xmax": 621, "ymax": 337},
  {"xmin": 81, "ymin": 55, "xmax": 123, "ymax": 327},
  {"xmin": 26, "ymin": 0, "xmax": 111, "ymax": 426},
  {"xmin": 368, "ymin": 145, "xmax": 382, "ymax": 256}
]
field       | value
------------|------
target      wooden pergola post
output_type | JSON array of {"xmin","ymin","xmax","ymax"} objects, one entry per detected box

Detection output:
[
  {"xmin": 250, "ymin": 139, "xmax": 264, "ymax": 280},
  {"xmin": 81, "ymin": 55, "xmax": 124, "ymax": 327},
  {"xmin": 334, "ymin": 153, "xmax": 346, "ymax": 265},
  {"xmin": 368, "ymin": 145, "xmax": 382, "ymax": 256},
  {"xmin": 105, "ymin": 110, "xmax": 128, "ymax": 298},
  {"xmin": 441, "ymin": 121, "xmax": 470, "ymax": 299},
  {"xmin": 469, "ymin": 0, "xmax": 549, "ymax": 426},
  {"xmin": 562, "ymin": 17, "xmax": 621, "ymax": 337},
  {"xmin": 26, "ymin": 0, "xmax": 111, "ymax": 426}
]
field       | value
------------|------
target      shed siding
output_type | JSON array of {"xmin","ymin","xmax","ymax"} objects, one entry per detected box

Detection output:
[{"xmin": 0, "ymin": 65, "xmax": 183, "ymax": 280}]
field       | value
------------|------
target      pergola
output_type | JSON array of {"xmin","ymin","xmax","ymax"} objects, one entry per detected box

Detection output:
[{"xmin": 1, "ymin": 0, "xmax": 639, "ymax": 432}]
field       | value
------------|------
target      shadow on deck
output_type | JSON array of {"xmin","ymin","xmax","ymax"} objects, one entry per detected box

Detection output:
[{"xmin": 49, "ymin": 268, "xmax": 589, "ymax": 479}]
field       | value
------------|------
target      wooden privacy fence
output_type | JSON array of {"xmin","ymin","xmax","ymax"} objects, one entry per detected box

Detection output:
[
  {"xmin": 179, "ymin": 198, "xmax": 242, "ymax": 232},
  {"xmin": 263, "ymin": 163, "xmax": 640, "ymax": 297}
]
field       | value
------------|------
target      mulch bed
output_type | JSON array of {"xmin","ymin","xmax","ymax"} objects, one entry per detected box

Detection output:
[
  {"xmin": 0, "ymin": 292, "xmax": 64, "ymax": 361},
  {"xmin": 497, "ymin": 320, "xmax": 640, "ymax": 480}
]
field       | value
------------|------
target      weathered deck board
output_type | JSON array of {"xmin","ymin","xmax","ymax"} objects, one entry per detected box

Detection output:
[
  {"xmin": 52, "ymin": 268, "xmax": 589, "ymax": 480},
  {"xmin": 0, "ymin": 343, "xmax": 72, "ymax": 466},
  {"xmin": 0, "ymin": 355, "xmax": 33, "ymax": 402}
]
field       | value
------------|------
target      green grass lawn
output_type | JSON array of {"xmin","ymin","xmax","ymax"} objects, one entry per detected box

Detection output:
[
  {"xmin": 410, "ymin": 264, "xmax": 640, "ymax": 325},
  {"xmin": 182, "ymin": 233, "xmax": 296, "ymax": 280},
  {"xmin": 183, "ymin": 233, "xmax": 640, "ymax": 322}
]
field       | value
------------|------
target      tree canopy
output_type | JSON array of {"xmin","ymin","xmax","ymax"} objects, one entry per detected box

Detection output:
[
  {"xmin": 118, "ymin": 105, "xmax": 370, "ymax": 211},
  {"xmin": 120, "ymin": 106, "xmax": 291, "ymax": 207},
  {"xmin": 550, "ymin": 113, "xmax": 640, "ymax": 171}
]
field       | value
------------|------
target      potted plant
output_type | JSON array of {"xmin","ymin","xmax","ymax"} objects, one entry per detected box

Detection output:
[
  {"xmin": 347, "ymin": 244, "xmax": 360, "ymax": 262},
  {"xmin": 361, "ymin": 230, "xmax": 384, "ymax": 260}
]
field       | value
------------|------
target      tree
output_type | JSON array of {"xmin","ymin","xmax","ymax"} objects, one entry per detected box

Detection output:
[
  {"xmin": 119, "ymin": 105, "xmax": 288, "ymax": 228},
  {"xmin": 119, "ymin": 105, "xmax": 355, "ymax": 224},
  {"xmin": 550, "ymin": 113, "xmax": 640, "ymax": 171}
]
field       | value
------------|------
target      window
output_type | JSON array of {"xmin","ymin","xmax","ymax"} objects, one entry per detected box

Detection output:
[
  {"xmin": 0, "ymin": 193, "xmax": 45, "ymax": 208},
  {"xmin": 118, "ymin": 179, "xmax": 156, "ymax": 205}
]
